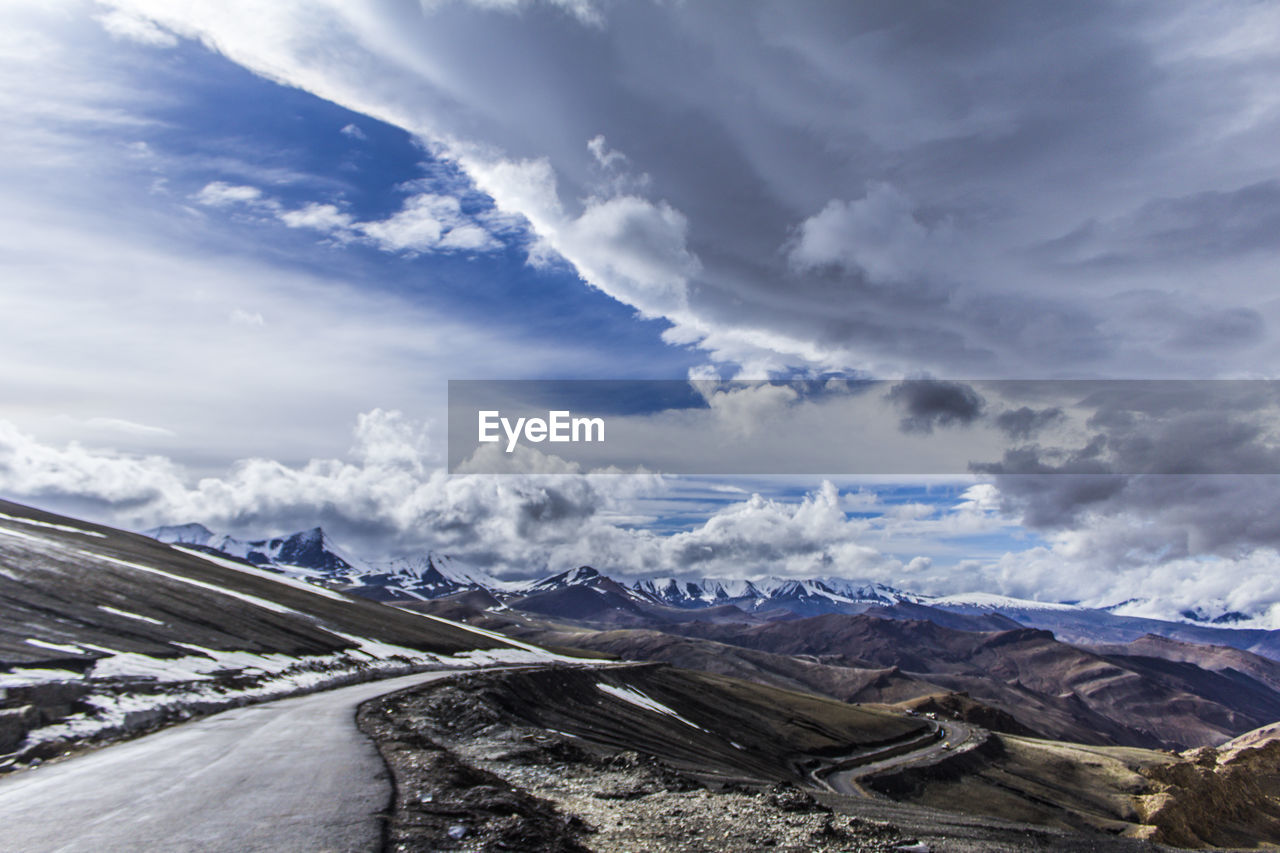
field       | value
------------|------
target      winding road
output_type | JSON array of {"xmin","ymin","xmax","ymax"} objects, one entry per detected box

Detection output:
[
  {"xmin": 816, "ymin": 719, "xmax": 985, "ymax": 797},
  {"xmin": 0, "ymin": 670, "xmax": 461, "ymax": 853},
  {"xmin": 0, "ymin": 663, "xmax": 987, "ymax": 850}
]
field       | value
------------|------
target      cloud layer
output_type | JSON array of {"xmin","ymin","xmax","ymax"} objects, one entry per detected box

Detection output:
[{"xmin": 97, "ymin": 0, "xmax": 1280, "ymax": 378}]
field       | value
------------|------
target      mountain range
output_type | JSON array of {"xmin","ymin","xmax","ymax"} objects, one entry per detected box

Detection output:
[{"xmin": 145, "ymin": 522, "xmax": 1280, "ymax": 660}]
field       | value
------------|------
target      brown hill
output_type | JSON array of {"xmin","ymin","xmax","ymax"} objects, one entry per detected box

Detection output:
[{"xmin": 666, "ymin": 613, "xmax": 1280, "ymax": 749}]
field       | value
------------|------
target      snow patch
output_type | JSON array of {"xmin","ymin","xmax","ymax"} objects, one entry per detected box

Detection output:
[
  {"xmin": 596, "ymin": 683, "xmax": 706, "ymax": 731},
  {"xmin": 410, "ymin": 611, "xmax": 586, "ymax": 661},
  {"xmin": 98, "ymin": 605, "xmax": 164, "ymax": 625},
  {"xmin": 78, "ymin": 550, "xmax": 300, "ymax": 615},
  {"xmin": 0, "ymin": 512, "xmax": 106, "ymax": 537},
  {"xmin": 25, "ymin": 639, "xmax": 85, "ymax": 655},
  {"xmin": 0, "ymin": 668, "xmax": 82, "ymax": 688},
  {"xmin": 173, "ymin": 545, "xmax": 350, "ymax": 602}
]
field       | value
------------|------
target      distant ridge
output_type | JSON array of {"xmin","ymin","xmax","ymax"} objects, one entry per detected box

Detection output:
[{"xmin": 143, "ymin": 521, "xmax": 1280, "ymax": 659}]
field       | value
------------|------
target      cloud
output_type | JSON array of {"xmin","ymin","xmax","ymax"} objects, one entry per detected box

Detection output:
[
  {"xmin": 965, "ymin": 384, "xmax": 1280, "ymax": 598},
  {"xmin": 199, "ymin": 180, "xmax": 504, "ymax": 255},
  {"xmin": 228, "ymin": 308, "xmax": 265, "ymax": 327},
  {"xmin": 1040, "ymin": 180, "xmax": 1280, "ymax": 270},
  {"xmin": 465, "ymin": 155, "xmax": 697, "ymax": 320},
  {"xmin": 358, "ymin": 192, "xmax": 501, "ymax": 252},
  {"xmin": 95, "ymin": 0, "xmax": 1280, "ymax": 377},
  {"xmin": 0, "ymin": 413, "xmax": 939, "ymax": 582},
  {"xmin": 421, "ymin": 0, "xmax": 605, "ymax": 28},
  {"xmin": 26, "ymin": 400, "xmax": 1280, "ymax": 625},
  {"xmin": 887, "ymin": 380, "xmax": 985, "ymax": 434},
  {"xmin": 12, "ymin": 1, "xmax": 1280, "ymax": 624},
  {"xmin": 994, "ymin": 406, "xmax": 1064, "ymax": 440},
  {"xmin": 193, "ymin": 181, "xmax": 263, "ymax": 207},
  {"xmin": 339, "ymin": 122, "xmax": 366, "ymax": 140},
  {"xmin": 278, "ymin": 202, "xmax": 353, "ymax": 232},
  {"xmin": 788, "ymin": 183, "xmax": 953, "ymax": 285},
  {"xmin": 83, "ymin": 417, "xmax": 176, "ymax": 438},
  {"xmin": 93, "ymin": 8, "xmax": 177, "ymax": 48}
]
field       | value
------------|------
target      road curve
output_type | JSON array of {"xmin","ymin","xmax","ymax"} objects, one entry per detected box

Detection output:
[
  {"xmin": 818, "ymin": 720, "xmax": 984, "ymax": 797},
  {"xmin": 0, "ymin": 670, "xmax": 463, "ymax": 853}
]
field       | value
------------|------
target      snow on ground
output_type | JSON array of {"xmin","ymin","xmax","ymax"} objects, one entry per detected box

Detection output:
[
  {"xmin": 172, "ymin": 545, "xmax": 351, "ymax": 603},
  {"xmin": 596, "ymin": 683, "xmax": 706, "ymax": 731},
  {"xmin": 0, "ymin": 526, "xmax": 46, "ymax": 544},
  {"xmin": 410, "ymin": 611, "xmax": 587, "ymax": 662},
  {"xmin": 97, "ymin": 605, "xmax": 164, "ymax": 625},
  {"xmin": 79, "ymin": 550, "xmax": 301, "ymax": 615},
  {"xmin": 25, "ymin": 639, "xmax": 84, "ymax": 655},
  {"xmin": 0, "ymin": 668, "xmax": 82, "ymax": 688},
  {"xmin": 0, "ymin": 513, "xmax": 105, "ymax": 538},
  {"xmin": 9, "ymin": 618, "xmax": 587, "ymax": 755}
]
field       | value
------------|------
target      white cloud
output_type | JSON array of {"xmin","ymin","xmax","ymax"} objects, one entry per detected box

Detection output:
[
  {"xmin": 83, "ymin": 417, "xmax": 175, "ymax": 438},
  {"xmin": 278, "ymin": 202, "xmax": 353, "ymax": 233},
  {"xmin": 93, "ymin": 8, "xmax": 177, "ymax": 48},
  {"xmin": 0, "ymin": 420, "xmax": 187, "ymax": 506},
  {"xmin": 339, "ymin": 122, "xmax": 366, "ymax": 140},
  {"xmin": 194, "ymin": 181, "xmax": 265, "ymax": 207},
  {"xmin": 358, "ymin": 193, "xmax": 501, "ymax": 253},
  {"xmin": 421, "ymin": 0, "xmax": 605, "ymax": 28},
  {"xmin": 203, "ymin": 181, "xmax": 504, "ymax": 255},
  {"xmin": 0, "ymin": 413, "xmax": 939, "ymax": 582},
  {"xmin": 788, "ymin": 183, "xmax": 953, "ymax": 284},
  {"xmin": 228, "ymin": 308, "xmax": 265, "ymax": 327},
  {"xmin": 466, "ymin": 154, "xmax": 698, "ymax": 320}
]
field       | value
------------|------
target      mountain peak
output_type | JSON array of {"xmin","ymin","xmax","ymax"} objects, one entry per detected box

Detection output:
[
  {"xmin": 524, "ymin": 565, "xmax": 602, "ymax": 593},
  {"xmin": 145, "ymin": 522, "xmax": 216, "ymax": 545}
]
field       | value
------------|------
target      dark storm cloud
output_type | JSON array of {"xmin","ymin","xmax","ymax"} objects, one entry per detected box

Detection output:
[
  {"xmin": 974, "ymin": 382, "xmax": 1280, "ymax": 560},
  {"xmin": 123, "ymin": 0, "xmax": 1280, "ymax": 377},
  {"xmin": 995, "ymin": 406, "xmax": 1065, "ymax": 440},
  {"xmin": 1040, "ymin": 181, "xmax": 1280, "ymax": 269},
  {"xmin": 887, "ymin": 380, "xmax": 985, "ymax": 434}
]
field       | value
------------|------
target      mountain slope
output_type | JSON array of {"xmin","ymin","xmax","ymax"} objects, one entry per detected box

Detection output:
[
  {"xmin": 666, "ymin": 613, "xmax": 1280, "ymax": 749},
  {"xmin": 0, "ymin": 499, "xmax": 568, "ymax": 764}
]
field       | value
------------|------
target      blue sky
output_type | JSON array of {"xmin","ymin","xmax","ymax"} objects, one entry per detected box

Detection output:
[
  {"xmin": 130, "ymin": 38, "xmax": 700, "ymax": 379},
  {"xmin": 6, "ymin": 1, "xmax": 1280, "ymax": 624}
]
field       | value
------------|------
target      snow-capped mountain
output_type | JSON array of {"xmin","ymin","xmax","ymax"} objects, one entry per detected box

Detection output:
[
  {"xmin": 930, "ymin": 592, "xmax": 1084, "ymax": 613},
  {"xmin": 520, "ymin": 566, "xmax": 605, "ymax": 595},
  {"xmin": 140, "ymin": 523, "xmax": 1275, "ymax": 636},
  {"xmin": 351, "ymin": 554, "xmax": 521, "ymax": 602},
  {"xmin": 632, "ymin": 575, "xmax": 927, "ymax": 614},
  {"xmin": 631, "ymin": 577, "xmax": 763, "ymax": 607},
  {"xmin": 145, "ymin": 523, "xmax": 359, "ymax": 576},
  {"xmin": 144, "ymin": 523, "xmax": 515, "ymax": 602},
  {"xmin": 1102, "ymin": 597, "xmax": 1258, "ymax": 627}
]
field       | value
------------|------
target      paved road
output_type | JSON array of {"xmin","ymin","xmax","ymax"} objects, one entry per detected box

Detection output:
[
  {"xmin": 0, "ymin": 670, "xmax": 461, "ymax": 853},
  {"xmin": 818, "ymin": 719, "xmax": 983, "ymax": 797}
]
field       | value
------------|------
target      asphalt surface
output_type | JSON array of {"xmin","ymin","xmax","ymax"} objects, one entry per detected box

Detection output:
[
  {"xmin": 0, "ymin": 670, "xmax": 461, "ymax": 853},
  {"xmin": 819, "ymin": 719, "xmax": 983, "ymax": 797}
]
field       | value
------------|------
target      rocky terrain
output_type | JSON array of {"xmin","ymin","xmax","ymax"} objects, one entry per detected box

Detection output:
[{"xmin": 359, "ymin": 665, "xmax": 1173, "ymax": 852}]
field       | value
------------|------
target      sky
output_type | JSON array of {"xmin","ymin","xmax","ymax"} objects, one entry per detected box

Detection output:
[{"xmin": 5, "ymin": 1, "xmax": 1280, "ymax": 624}]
